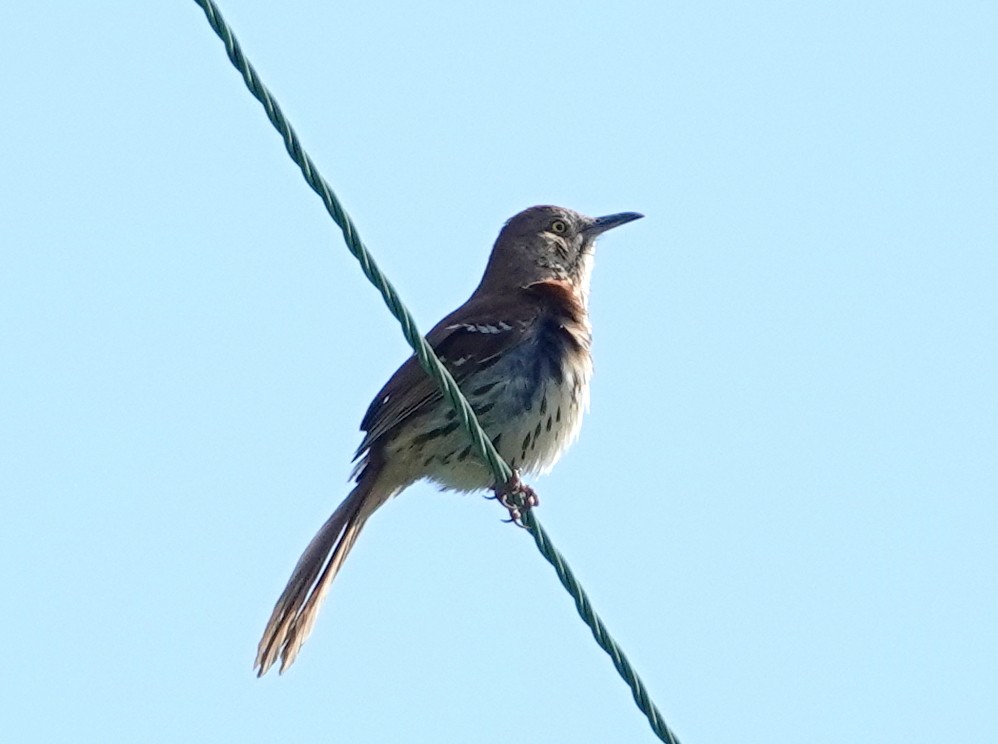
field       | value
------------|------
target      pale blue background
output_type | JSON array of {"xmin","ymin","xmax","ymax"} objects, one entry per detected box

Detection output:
[{"xmin": 2, "ymin": 2, "xmax": 995, "ymax": 742}]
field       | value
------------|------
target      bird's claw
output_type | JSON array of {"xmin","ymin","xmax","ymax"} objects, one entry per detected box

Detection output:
[{"xmin": 489, "ymin": 470, "xmax": 539, "ymax": 528}]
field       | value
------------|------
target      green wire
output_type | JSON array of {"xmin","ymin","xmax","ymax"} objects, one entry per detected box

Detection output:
[{"xmin": 192, "ymin": 2, "xmax": 682, "ymax": 741}]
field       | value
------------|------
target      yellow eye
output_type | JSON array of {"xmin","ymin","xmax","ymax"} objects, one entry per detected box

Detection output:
[{"xmin": 550, "ymin": 219, "xmax": 568, "ymax": 234}]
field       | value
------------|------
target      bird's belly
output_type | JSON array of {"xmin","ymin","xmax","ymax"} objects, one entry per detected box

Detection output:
[
  {"xmin": 415, "ymin": 348, "xmax": 591, "ymax": 492},
  {"xmin": 498, "ymin": 369, "xmax": 589, "ymax": 476}
]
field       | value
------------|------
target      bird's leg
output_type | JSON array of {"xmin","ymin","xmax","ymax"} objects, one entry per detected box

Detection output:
[{"xmin": 489, "ymin": 469, "xmax": 539, "ymax": 527}]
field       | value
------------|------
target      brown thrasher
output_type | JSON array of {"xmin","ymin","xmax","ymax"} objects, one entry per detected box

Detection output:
[{"xmin": 255, "ymin": 205, "xmax": 643, "ymax": 675}]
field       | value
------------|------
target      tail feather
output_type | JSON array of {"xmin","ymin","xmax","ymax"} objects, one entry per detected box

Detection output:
[{"xmin": 255, "ymin": 479, "xmax": 382, "ymax": 676}]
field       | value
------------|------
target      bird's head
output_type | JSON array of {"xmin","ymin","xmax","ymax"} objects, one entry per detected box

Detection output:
[{"xmin": 478, "ymin": 205, "xmax": 643, "ymax": 297}]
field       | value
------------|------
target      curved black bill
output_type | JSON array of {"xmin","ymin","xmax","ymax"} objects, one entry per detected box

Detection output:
[{"xmin": 585, "ymin": 211, "xmax": 644, "ymax": 236}]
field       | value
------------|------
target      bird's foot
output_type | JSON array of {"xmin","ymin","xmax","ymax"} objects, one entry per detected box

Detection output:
[{"xmin": 489, "ymin": 469, "xmax": 539, "ymax": 527}]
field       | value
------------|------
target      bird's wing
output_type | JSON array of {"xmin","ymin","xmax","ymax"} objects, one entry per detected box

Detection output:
[{"xmin": 354, "ymin": 291, "xmax": 543, "ymax": 459}]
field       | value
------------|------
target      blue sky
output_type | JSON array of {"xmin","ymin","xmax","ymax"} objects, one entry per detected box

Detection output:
[{"xmin": 2, "ymin": 2, "xmax": 995, "ymax": 742}]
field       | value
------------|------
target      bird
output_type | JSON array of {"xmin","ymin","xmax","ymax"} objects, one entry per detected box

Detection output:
[{"xmin": 254, "ymin": 204, "xmax": 643, "ymax": 676}]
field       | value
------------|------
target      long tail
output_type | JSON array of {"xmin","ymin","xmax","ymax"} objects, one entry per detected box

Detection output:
[{"xmin": 254, "ymin": 477, "xmax": 385, "ymax": 676}]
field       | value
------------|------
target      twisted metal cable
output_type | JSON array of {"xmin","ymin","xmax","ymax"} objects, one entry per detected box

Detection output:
[
  {"xmin": 192, "ymin": 2, "xmax": 680, "ymax": 741},
  {"xmin": 521, "ymin": 511, "xmax": 680, "ymax": 743}
]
